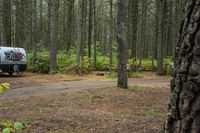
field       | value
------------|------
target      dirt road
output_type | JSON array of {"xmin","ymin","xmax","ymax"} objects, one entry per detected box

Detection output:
[{"xmin": 0, "ymin": 76, "xmax": 170, "ymax": 101}]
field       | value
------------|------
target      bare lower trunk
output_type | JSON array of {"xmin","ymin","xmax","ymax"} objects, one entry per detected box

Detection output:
[
  {"xmin": 164, "ymin": 1, "xmax": 200, "ymax": 132},
  {"xmin": 49, "ymin": 0, "xmax": 59, "ymax": 74},
  {"xmin": 116, "ymin": 0, "xmax": 128, "ymax": 89},
  {"xmin": 32, "ymin": 0, "xmax": 37, "ymax": 72}
]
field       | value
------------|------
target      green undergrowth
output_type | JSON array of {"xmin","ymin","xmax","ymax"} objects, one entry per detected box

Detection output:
[{"xmin": 27, "ymin": 48, "xmax": 173, "ymax": 75}]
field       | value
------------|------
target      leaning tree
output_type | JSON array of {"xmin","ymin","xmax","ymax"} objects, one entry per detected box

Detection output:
[{"xmin": 164, "ymin": 0, "xmax": 200, "ymax": 132}]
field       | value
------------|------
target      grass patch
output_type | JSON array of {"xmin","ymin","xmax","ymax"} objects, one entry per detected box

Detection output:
[
  {"xmin": 106, "ymin": 72, "xmax": 117, "ymax": 79},
  {"xmin": 0, "ymin": 84, "xmax": 167, "ymax": 132},
  {"xmin": 106, "ymin": 72, "xmax": 144, "ymax": 79},
  {"xmin": 127, "ymin": 86, "xmax": 147, "ymax": 93},
  {"xmin": 128, "ymin": 72, "xmax": 144, "ymax": 78},
  {"xmin": 122, "ymin": 109, "xmax": 161, "ymax": 119},
  {"xmin": 105, "ymin": 86, "xmax": 148, "ymax": 93},
  {"xmin": 0, "ymin": 103, "xmax": 25, "ymax": 111},
  {"xmin": 144, "ymin": 109, "xmax": 160, "ymax": 117}
]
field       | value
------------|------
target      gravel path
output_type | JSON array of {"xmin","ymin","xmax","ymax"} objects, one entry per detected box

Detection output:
[{"xmin": 0, "ymin": 77, "xmax": 170, "ymax": 101}]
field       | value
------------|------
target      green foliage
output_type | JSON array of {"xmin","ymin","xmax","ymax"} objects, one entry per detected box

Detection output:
[
  {"xmin": 28, "ymin": 51, "xmax": 77, "ymax": 74},
  {"xmin": 26, "ymin": 49, "xmax": 174, "ymax": 75},
  {"xmin": 79, "ymin": 58, "xmax": 94, "ymax": 74},
  {"xmin": 2, "ymin": 128, "xmax": 13, "ymax": 133},
  {"xmin": 27, "ymin": 52, "xmax": 49, "ymax": 73},
  {"xmin": 13, "ymin": 122, "xmax": 24, "ymax": 131},
  {"xmin": 136, "ymin": 59, "xmax": 155, "ymax": 71},
  {"xmin": 1, "ymin": 122, "xmax": 26, "ymax": 133},
  {"xmin": 95, "ymin": 56, "xmax": 110, "ymax": 71},
  {"xmin": 95, "ymin": 56, "xmax": 117, "ymax": 71},
  {"xmin": 36, "ymin": 41, "xmax": 47, "ymax": 53},
  {"xmin": 63, "ymin": 57, "xmax": 94, "ymax": 75},
  {"xmin": 33, "ymin": 54, "xmax": 49, "ymax": 73},
  {"xmin": 57, "ymin": 52, "xmax": 75, "ymax": 71},
  {"xmin": 163, "ymin": 56, "xmax": 174, "ymax": 75},
  {"xmin": 106, "ymin": 72, "xmax": 117, "ymax": 79}
]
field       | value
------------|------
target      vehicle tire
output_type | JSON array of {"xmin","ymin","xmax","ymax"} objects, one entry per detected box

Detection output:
[{"xmin": 8, "ymin": 72, "xmax": 13, "ymax": 76}]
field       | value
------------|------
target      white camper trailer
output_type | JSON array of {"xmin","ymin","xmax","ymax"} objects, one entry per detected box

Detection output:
[{"xmin": 0, "ymin": 47, "xmax": 27, "ymax": 75}]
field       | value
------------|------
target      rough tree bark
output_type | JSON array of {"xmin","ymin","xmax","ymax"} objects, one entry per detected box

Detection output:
[
  {"xmin": 164, "ymin": 0, "xmax": 200, "ymax": 132},
  {"xmin": 116, "ymin": 0, "xmax": 128, "ymax": 89}
]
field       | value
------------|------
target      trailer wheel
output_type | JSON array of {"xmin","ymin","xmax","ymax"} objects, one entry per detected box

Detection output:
[{"xmin": 8, "ymin": 72, "xmax": 13, "ymax": 76}]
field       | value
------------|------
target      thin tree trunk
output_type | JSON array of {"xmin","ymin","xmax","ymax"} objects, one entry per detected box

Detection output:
[
  {"xmin": 131, "ymin": 0, "xmax": 139, "ymax": 69},
  {"xmin": 76, "ymin": 0, "xmax": 84, "ymax": 74},
  {"xmin": 87, "ymin": 0, "xmax": 93, "ymax": 58},
  {"xmin": 32, "ymin": 0, "xmax": 37, "ymax": 72},
  {"xmin": 116, "ymin": 0, "xmax": 128, "ymax": 89},
  {"xmin": 109, "ymin": 0, "xmax": 113, "ymax": 73},
  {"xmin": 66, "ymin": 0, "xmax": 75, "ymax": 52},
  {"xmin": 49, "ymin": 0, "xmax": 59, "ymax": 74},
  {"xmin": 2, "ymin": 0, "xmax": 11, "ymax": 46},
  {"xmin": 93, "ymin": 0, "xmax": 97, "ymax": 67},
  {"xmin": 156, "ymin": 0, "xmax": 164, "ymax": 75}
]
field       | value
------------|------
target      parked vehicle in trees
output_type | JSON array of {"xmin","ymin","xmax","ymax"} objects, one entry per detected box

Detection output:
[{"xmin": 0, "ymin": 47, "xmax": 27, "ymax": 75}]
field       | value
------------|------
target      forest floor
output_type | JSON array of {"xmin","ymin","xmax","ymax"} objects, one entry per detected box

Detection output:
[{"xmin": 0, "ymin": 72, "xmax": 171, "ymax": 132}]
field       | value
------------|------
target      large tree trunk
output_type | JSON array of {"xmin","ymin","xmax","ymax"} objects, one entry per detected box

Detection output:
[
  {"xmin": 116, "ymin": 0, "xmax": 128, "ymax": 89},
  {"xmin": 164, "ymin": 0, "xmax": 200, "ymax": 132}
]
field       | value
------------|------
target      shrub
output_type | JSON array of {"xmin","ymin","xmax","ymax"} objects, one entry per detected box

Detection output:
[
  {"xmin": 62, "ymin": 57, "xmax": 94, "ymax": 75},
  {"xmin": 95, "ymin": 56, "xmax": 117, "ymax": 71},
  {"xmin": 34, "ymin": 54, "xmax": 49, "ymax": 73},
  {"xmin": 164, "ymin": 56, "xmax": 174, "ymax": 75},
  {"xmin": 27, "ymin": 52, "xmax": 49, "ymax": 73},
  {"xmin": 106, "ymin": 71, "xmax": 117, "ymax": 79},
  {"xmin": 57, "ymin": 52, "xmax": 76, "ymax": 71}
]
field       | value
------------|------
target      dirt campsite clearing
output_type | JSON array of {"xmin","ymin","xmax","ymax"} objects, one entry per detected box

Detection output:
[{"xmin": 0, "ymin": 72, "xmax": 171, "ymax": 132}]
